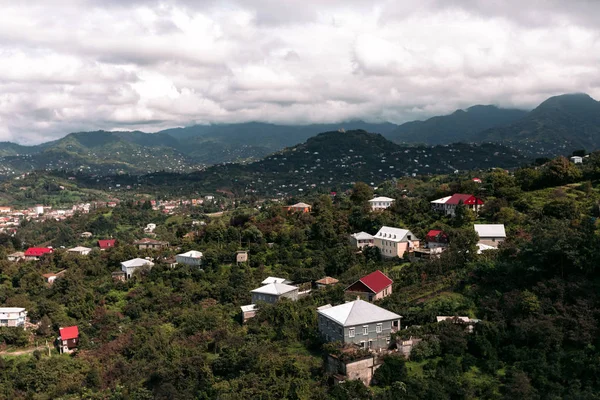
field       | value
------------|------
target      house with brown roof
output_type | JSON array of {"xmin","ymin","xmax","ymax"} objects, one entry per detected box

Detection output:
[
  {"xmin": 285, "ymin": 202, "xmax": 312, "ymax": 213},
  {"xmin": 345, "ymin": 270, "xmax": 393, "ymax": 301},
  {"xmin": 316, "ymin": 276, "xmax": 339, "ymax": 289}
]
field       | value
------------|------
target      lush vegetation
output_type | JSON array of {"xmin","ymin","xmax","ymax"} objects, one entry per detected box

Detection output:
[{"xmin": 1, "ymin": 155, "xmax": 600, "ymax": 398}]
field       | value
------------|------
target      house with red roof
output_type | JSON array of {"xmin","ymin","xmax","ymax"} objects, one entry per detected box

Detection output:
[
  {"xmin": 345, "ymin": 270, "xmax": 393, "ymax": 301},
  {"xmin": 58, "ymin": 325, "xmax": 79, "ymax": 353},
  {"xmin": 24, "ymin": 247, "xmax": 53, "ymax": 261},
  {"xmin": 425, "ymin": 230, "xmax": 449, "ymax": 250},
  {"xmin": 98, "ymin": 239, "xmax": 116, "ymax": 250},
  {"xmin": 430, "ymin": 194, "xmax": 484, "ymax": 216}
]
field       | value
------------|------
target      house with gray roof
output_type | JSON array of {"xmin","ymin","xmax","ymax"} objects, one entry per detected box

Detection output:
[
  {"xmin": 121, "ymin": 258, "xmax": 154, "ymax": 279},
  {"xmin": 349, "ymin": 232, "xmax": 375, "ymax": 249},
  {"xmin": 251, "ymin": 282, "xmax": 299, "ymax": 304},
  {"xmin": 374, "ymin": 226, "xmax": 420, "ymax": 258},
  {"xmin": 317, "ymin": 300, "xmax": 402, "ymax": 351},
  {"xmin": 474, "ymin": 224, "xmax": 506, "ymax": 247}
]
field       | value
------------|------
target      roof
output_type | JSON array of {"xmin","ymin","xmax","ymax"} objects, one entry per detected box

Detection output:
[
  {"xmin": 431, "ymin": 196, "xmax": 452, "ymax": 204},
  {"xmin": 59, "ymin": 326, "xmax": 79, "ymax": 340},
  {"xmin": 98, "ymin": 239, "xmax": 116, "ymax": 248},
  {"xmin": 121, "ymin": 258, "xmax": 155, "ymax": 268},
  {"xmin": 0, "ymin": 307, "xmax": 25, "ymax": 313},
  {"xmin": 316, "ymin": 276, "xmax": 339, "ymax": 285},
  {"xmin": 24, "ymin": 247, "xmax": 53, "ymax": 256},
  {"xmin": 261, "ymin": 276, "xmax": 291, "ymax": 285},
  {"xmin": 477, "ymin": 243, "xmax": 496, "ymax": 254},
  {"xmin": 374, "ymin": 226, "xmax": 417, "ymax": 243},
  {"xmin": 446, "ymin": 194, "xmax": 484, "ymax": 205},
  {"xmin": 42, "ymin": 273, "xmax": 57, "ymax": 278},
  {"xmin": 351, "ymin": 232, "xmax": 374, "ymax": 240},
  {"xmin": 67, "ymin": 246, "xmax": 92, "ymax": 252},
  {"xmin": 474, "ymin": 224, "xmax": 506, "ymax": 238},
  {"xmin": 251, "ymin": 282, "xmax": 298, "ymax": 295},
  {"xmin": 177, "ymin": 250, "xmax": 203, "ymax": 258},
  {"xmin": 426, "ymin": 230, "xmax": 449, "ymax": 242},
  {"xmin": 8, "ymin": 251, "xmax": 24, "ymax": 257},
  {"xmin": 369, "ymin": 196, "xmax": 395, "ymax": 202},
  {"xmin": 317, "ymin": 300, "xmax": 401, "ymax": 327},
  {"xmin": 290, "ymin": 202, "xmax": 311, "ymax": 208},
  {"xmin": 437, "ymin": 316, "xmax": 471, "ymax": 323},
  {"xmin": 134, "ymin": 238, "xmax": 167, "ymax": 245},
  {"xmin": 240, "ymin": 304, "xmax": 258, "ymax": 312},
  {"xmin": 355, "ymin": 270, "xmax": 393, "ymax": 293}
]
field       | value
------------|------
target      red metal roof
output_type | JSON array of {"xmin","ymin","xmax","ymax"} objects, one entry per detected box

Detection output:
[
  {"xmin": 24, "ymin": 247, "xmax": 53, "ymax": 256},
  {"xmin": 426, "ymin": 230, "xmax": 449, "ymax": 242},
  {"xmin": 446, "ymin": 194, "xmax": 484, "ymax": 205},
  {"xmin": 59, "ymin": 326, "xmax": 79, "ymax": 340},
  {"xmin": 359, "ymin": 270, "xmax": 393, "ymax": 294},
  {"xmin": 98, "ymin": 239, "xmax": 116, "ymax": 249}
]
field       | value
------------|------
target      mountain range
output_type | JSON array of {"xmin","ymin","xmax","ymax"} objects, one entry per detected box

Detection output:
[
  {"xmin": 72, "ymin": 130, "xmax": 528, "ymax": 197},
  {"xmin": 0, "ymin": 93, "xmax": 598, "ymax": 175}
]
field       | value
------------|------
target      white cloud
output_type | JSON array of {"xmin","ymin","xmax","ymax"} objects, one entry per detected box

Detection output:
[{"xmin": 0, "ymin": 0, "xmax": 600, "ymax": 143}]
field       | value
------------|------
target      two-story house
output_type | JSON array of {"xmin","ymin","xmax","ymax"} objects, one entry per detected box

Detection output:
[
  {"xmin": 474, "ymin": 224, "xmax": 506, "ymax": 247},
  {"xmin": 175, "ymin": 250, "xmax": 203, "ymax": 266},
  {"xmin": 121, "ymin": 258, "xmax": 155, "ymax": 279},
  {"xmin": 251, "ymin": 282, "xmax": 299, "ymax": 304},
  {"xmin": 431, "ymin": 194, "xmax": 484, "ymax": 216},
  {"xmin": 345, "ymin": 270, "xmax": 393, "ymax": 301},
  {"xmin": 349, "ymin": 232, "xmax": 375, "ymax": 249},
  {"xmin": 0, "ymin": 307, "xmax": 27, "ymax": 328},
  {"xmin": 317, "ymin": 300, "xmax": 402, "ymax": 351},
  {"xmin": 58, "ymin": 326, "xmax": 79, "ymax": 353},
  {"xmin": 373, "ymin": 226, "xmax": 420, "ymax": 258},
  {"xmin": 368, "ymin": 196, "xmax": 394, "ymax": 211}
]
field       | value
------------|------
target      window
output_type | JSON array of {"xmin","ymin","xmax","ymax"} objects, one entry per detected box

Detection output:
[
  {"xmin": 363, "ymin": 325, "xmax": 368, "ymax": 335},
  {"xmin": 349, "ymin": 328, "xmax": 355, "ymax": 338},
  {"xmin": 376, "ymin": 324, "xmax": 382, "ymax": 333}
]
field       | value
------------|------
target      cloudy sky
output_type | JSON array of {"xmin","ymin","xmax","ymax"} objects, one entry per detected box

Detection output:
[{"xmin": 1, "ymin": 0, "xmax": 600, "ymax": 144}]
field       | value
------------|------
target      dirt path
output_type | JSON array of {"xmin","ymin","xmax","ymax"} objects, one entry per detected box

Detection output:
[{"xmin": 0, "ymin": 346, "xmax": 46, "ymax": 356}]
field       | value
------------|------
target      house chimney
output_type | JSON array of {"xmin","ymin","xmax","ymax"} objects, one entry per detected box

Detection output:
[{"xmin": 356, "ymin": 296, "xmax": 360, "ymax": 301}]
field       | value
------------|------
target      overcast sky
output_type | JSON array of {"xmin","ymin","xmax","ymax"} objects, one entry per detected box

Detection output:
[{"xmin": 1, "ymin": 0, "xmax": 600, "ymax": 144}]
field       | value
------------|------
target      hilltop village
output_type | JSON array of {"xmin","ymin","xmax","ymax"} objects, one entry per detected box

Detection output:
[{"xmin": 0, "ymin": 154, "xmax": 599, "ymax": 398}]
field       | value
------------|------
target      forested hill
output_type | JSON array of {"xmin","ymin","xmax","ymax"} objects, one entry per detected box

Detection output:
[
  {"xmin": 478, "ymin": 93, "xmax": 600, "ymax": 156},
  {"xmin": 389, "ymin": 105, "xmax": 527, "ymax": 145},
  {"xmin": 88, "ymin": 130, "xmax": 529, "ymax": 197}
]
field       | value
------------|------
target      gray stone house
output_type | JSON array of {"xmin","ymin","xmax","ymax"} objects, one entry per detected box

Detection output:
[
  {"xmin": 251, "ymin": 282, "xmax": 299, "ymax": 304},
  {"xmin": 317, "ymin": 300, "xmax": 402, "ymax": 351}
]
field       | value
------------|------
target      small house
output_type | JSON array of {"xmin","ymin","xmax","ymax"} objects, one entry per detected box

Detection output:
[
  {"xmin": 98, "ymin": 239, "xmax": 116, "ymax": 250},
  {"xmin": 0, "ymin": 307, "xmax": 27, "ymax": 328},
  {"xmin": 133, "ymin": 238, "xmax": 169, "ymax": 250},
  {"xmin": 570, "ymin": 156, "xmax": 583, "ymax": 164},
  {"xmin": 345, "ymin": 270, "xmax": 393, "ymax": 301},
  {"xmin": 424, "ymin": 230, "xmax": 449, "ymax": 249},
  {"xmin": 175, "ymin": 250, "xmax": 203, "ymax": 266},
  {"xmin": 67, "ymin": 246, "xmax": 92, "ymax": 256},
  {"xmin": 24, "ymin": 247, "xmax": 53, "ymax": 261},
  {"xmin": 80, "ymin": 232, "xmax": 93, "ymax": 238},
  {"xmin": 240, "ymin": 304, "xmax": 258, "ymax": 323},
  {"xmin": 474, "ymin": 224, "xmax": 506, "ymax": 247},
  {"xmin": 7, "ymin": 251, "xmax": 24, "ymax": 262},
  {"xmin": 111, "ymin": 271, "xmax": 126, "ymax": 282},
  {"xmin": 368, "ymin": 196, "xmax": 394, "ymax": 211},
  {"xmin": 121, "ymin": 258, "xmax": 155, "ymax": 279},
  {"xmin": 285, "ymin": 202, "xmax": 312, "ymax": 213},
  {"xmin": 58, "ymin": 326, "xmax": 79, "ymax": 353},
  {"xmin": 349, "ymin": 232, "xmax": 375, "ymax": 249},
  {"xmin": 251, "ymin": 283, "xmax": 299, "ymax": 304},
  {"xmin": 315, "ymin": 276, "xmax": 339, "ymax": 289}
]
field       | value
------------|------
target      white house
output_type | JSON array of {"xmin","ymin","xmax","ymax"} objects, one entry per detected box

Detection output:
[
  {"xmin": 570, "ymin": 156, "xmax": 583, "ymax": 164},
  {"xmin": 349, "ymin": 232, "xmax": 375, "ymax": 249},
  {"xmin": 144, "ymin": 223, "xmax": 157, "ymax": 233},
  {"xmin": 374, "ymin": 226, "xmax": 420, "ymax": 258},
  {"xmin": 0, "ymin": 307, "xmax": 27, "ymax": 328},
  {"xmin": 368, "ymin": 196, "xmax": 394, "ymax": 211},
  {"xmin": 175, "ymin": 250, "xmax": 203, "ymax": 266},
  {"xmin": 474, "ymin": 224, "xmax": 506, "ymax": 247},
  {"xmin": 67, "ymin": 246, "xmax": 92, "ymax": 256},
  {"xmin": 121, "ymin": 258, "xmax": 155, "ymax": 279}
]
